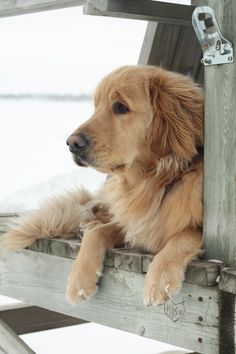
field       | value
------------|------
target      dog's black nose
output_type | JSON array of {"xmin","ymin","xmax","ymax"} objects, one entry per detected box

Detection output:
[{"xmin": 66, "ymin": 133, "xmax": 90, "ymax": 153}]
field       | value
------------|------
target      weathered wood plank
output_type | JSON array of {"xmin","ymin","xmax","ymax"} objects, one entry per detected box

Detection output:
[
  {"xmin": 138, "ymin": 21, "xmax": 158, "ymax": 65},
  {"xmin": 138, "ymin": 21, "xmax": 203, "ymax": 84},
  {"xmin": 0, "ymin": 247, "xmax": 220, "ymax": 354},
  {"xmin": 1, "ymin": 215, "xmax": 221, "ymax": 285},
  {"xmin": 27, "ymin": 238, "xmax": 221, "ymax": 286},
  {"xmin": 219, "ymin": 291, "xmax": 235, "ymax": 354},
  {"xmin": 0, "ymin": 0, "xmax": 85, "ymax": 18},
  {"xmin": 0, "ymin": 319, "xmax": 35, "ymax": 354},
  {"xmin": 0, "ymin": 305, "xmax": 86, "ymax": 335},
  {"xmin": 0, "ymin": 213, "xmax": 20, "ymax": 234},
  {"xmin": 219, "ymin": 267, "xmax": 236, "ymax": 295},
  {"xmin": 84, "ymin": 0, "xmax": 195, "ymax": 26},
  {"xmin": 202, "ymin": 1, "xmax": 236, "ymax": 266}
]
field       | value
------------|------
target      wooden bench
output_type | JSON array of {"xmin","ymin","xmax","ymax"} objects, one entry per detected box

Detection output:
[{"xmin": 1, "ymin": 1, "xmax": 236, "ymax": 353}]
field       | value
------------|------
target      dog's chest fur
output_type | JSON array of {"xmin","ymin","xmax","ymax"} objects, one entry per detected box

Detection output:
[
  {"xmin": 102, "ymin": 175, "xmax": 168, "ymax": 253},
  {"xmin": 102, "ymin": 169, "xmax": 203, "ymax": 254}
]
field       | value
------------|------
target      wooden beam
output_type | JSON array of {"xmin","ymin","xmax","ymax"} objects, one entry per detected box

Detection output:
[
  {"xmin": 27, "ymin": 238, "xmax": 221, "ymax": 287},
  {"xmin": 84, "ymin": 0, "xmax": 195, "ymax": 26},
  {"xmin": 138, "ymin": 22, "xmax": 158, "ymax": 65},
  {"xmin": 0, "ymin": 213, "xmax": 20, "ymax": 234},
  {"xmin": 0, "ymin": 247, "xmax": 221, "ymax": 353},
  {"xmin": 219, "ymin": 291, "xmax": 235, "ymax": 354},
  {"xmin": 0, "ymin": 0, "xmax": 85, "ymax": 18},
  {"xmin": 0, "ymin": 319, "xmax": 35, "ymax": 354},
  {"xmin": 219, "ymin": 267, "xmax": 236, "ymax": 295},
  {"xmin": 0, "ymin": 305, "xmax": 87, "ymax": 335},
  {"xmin": 202, "ymin": 1, "xmax": 236, "ymax": 265}
]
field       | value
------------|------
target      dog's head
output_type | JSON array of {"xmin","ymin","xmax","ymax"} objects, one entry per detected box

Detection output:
[{"xmin": 67, "ymin": 66, "xmax": 203, "ymax": 174}]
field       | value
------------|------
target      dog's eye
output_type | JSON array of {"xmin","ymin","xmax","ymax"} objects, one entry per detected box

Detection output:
[{"xmin": 112, "ymin": 101, "xmax": 129, "ymax": 115}]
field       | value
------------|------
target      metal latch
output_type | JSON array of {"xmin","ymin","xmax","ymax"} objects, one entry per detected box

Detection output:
[{"xmin": 192, "ymin": 6, "xmax": 233, "ymax": 66}]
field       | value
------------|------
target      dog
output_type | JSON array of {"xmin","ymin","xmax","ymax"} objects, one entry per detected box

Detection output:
[{"xmin": 3, "ymin": 65, "xmax": 204, "ymax": 306}]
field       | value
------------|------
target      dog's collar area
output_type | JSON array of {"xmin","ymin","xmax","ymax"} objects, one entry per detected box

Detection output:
[{"xmin": 163, "ymin": 146, "xmax": 203, "ymax": 199}]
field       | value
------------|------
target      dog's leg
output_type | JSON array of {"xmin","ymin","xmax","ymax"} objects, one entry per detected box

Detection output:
[
  {"xmin": 66, "ymin": 222, "xmax": 123, "ymax": 304},
  {"xmin": 144, "ymin": 228, "xmax": 202, "ymax": 306},
  {"xmin": 2, "ymin": 188, "xmax": 100, "ymax": 251}
]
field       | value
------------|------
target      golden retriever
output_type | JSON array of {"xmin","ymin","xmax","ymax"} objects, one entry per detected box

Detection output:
[{"xmin": 3, "ymin": 65, "xmax": 204, "ymax": 306}]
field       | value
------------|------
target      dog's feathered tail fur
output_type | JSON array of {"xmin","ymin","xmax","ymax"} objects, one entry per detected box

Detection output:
[{"xmin": 2, "ymin": 188, "xmax": 98, "ymax": 251}]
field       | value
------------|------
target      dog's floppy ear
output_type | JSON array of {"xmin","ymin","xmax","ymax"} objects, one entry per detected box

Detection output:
[{"xmin": 147, "ymin": 71, "xmax": 204, "ymax": 162}]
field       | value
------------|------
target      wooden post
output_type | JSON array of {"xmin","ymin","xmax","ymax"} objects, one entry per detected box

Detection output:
[
  {"xmin": 200, "ymin": 0, "xmax": 236, "ymax": 266},
  {"xmin": 0, "ymin": 319, "xmax": 36, "ymax": 354}
]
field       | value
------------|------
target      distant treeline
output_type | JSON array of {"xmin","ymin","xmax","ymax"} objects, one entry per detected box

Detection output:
[{"xmin": 0, "ymin": 93, "xmax": 92, "ymax": 102}]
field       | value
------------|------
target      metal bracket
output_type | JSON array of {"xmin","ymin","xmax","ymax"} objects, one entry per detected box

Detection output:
[{"xmin": 192, "ymin": 6, "xmax": 233, "ymax": 66}]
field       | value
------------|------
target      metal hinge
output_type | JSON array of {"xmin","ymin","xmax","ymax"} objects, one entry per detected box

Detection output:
[{"xmin": 192, "ymin": 6, "xmax": 234, "ymax": 66}]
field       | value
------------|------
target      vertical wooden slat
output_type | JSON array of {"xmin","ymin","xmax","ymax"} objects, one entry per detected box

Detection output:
[
  {"xmin": 0, "ymin": 319, "xmax": 36, "ymax": 354},
  {"xmin": 202, "ymin": 0, "xmax": 236, "ymax": 266},
  {"xmin": 219, "ymin": 292, "xmax": 235, "ymax": 354},
  {"xmin": 138, "ymin": 22, "xmax": 203, "ymax": 83}
]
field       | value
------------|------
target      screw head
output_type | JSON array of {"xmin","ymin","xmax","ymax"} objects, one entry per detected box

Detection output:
[{"xmin": 201, "ymin": 58, "xmax": 212, "ymax": 65}]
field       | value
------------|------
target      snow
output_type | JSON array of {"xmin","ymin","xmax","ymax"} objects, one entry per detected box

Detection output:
[{"xmin": 21, "ymin": 323, "xmax": 190, "ymax": 354}]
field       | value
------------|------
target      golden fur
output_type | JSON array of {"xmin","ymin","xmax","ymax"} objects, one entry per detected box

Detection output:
[{"xmin": 3, "ymin": 66, "xmax": 204, "ymax": 305}]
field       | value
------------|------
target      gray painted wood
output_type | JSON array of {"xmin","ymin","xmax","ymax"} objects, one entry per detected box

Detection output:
[
  {"xmin": 0, "ymin": 305, "xmax": 86, "ymax": 335},
  {"xmin": 84, "ymin": 0, "xmax": 195, "ymax": 26},
  {"xmin": 0, "ymin": 0, "xmax": 85, "ymax": 18},
  {"xmin": 0, "ymin": 319, "xmax": 35, "ymax": 354},
  {"xmin": 202, "ymin": 0, "xmax": 236, "ymax": 266},
  {"xmin": 0, "ymin": 247, "xmax": 220, "ymax": 354}
]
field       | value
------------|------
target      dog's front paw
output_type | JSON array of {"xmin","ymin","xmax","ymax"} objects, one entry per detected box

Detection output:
[
  {"xmin": 144, "ymin": 262, "xmax": 184, "ymax": 306},
  {"xmin": 66, "ymin": 259, "xmax": 103, "ymax": 305}
]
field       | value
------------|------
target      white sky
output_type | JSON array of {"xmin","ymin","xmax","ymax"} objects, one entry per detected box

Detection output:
[
  {"xmin": 0, "ymin": 0, "xmax": 190, "ymax": 94},
  {"xmin": 0, "ymin": 6, "xmax": 147, "ymax": 94},
  {"xmin": 0, "ymin": 6, "xmax": 147, "ymax": 204}
]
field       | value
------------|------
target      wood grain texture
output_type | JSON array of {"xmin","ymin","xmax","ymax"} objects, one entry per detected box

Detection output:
[
  {"xmin": 0, "ymin": 0, "xmax": 85, "ymax": 18},
  {"xmin": 202, "ymin": 0, "xmax": 236, "ymax": 266},
  {"xmin": 84, "ymin": 0, "xmax": 195, "ymax": 26},
  {"xmin": 219, "ymin": 267, "xmax": 236, "ymax": 294},
  {"xmin": 138, "ymin": 21, "xmax": 203, "ymax": 83},
  {"xmin": 27, "ymin": 238, "xmax": 221, "ymax": 286},
  {"xmin": 219, "ymin": 291, "xmax": 235, "ymax": 354},
  {"xmin": 0, "ymin": 319, "xmax": 35, "ymax": 354},
  {"xmin": 0, "ymin": 247, "xmax": 220, "ymax": 354}
]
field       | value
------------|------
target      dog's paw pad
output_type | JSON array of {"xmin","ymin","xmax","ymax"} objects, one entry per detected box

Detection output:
[{"xmin": 144, "ymin": 280, "xmax": 177, "ymax": 306}]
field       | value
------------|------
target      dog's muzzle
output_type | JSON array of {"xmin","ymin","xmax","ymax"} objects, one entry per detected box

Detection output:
[{"xmin": 66, "ymin": 132, "xmax": 91, "ymax": 166}]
